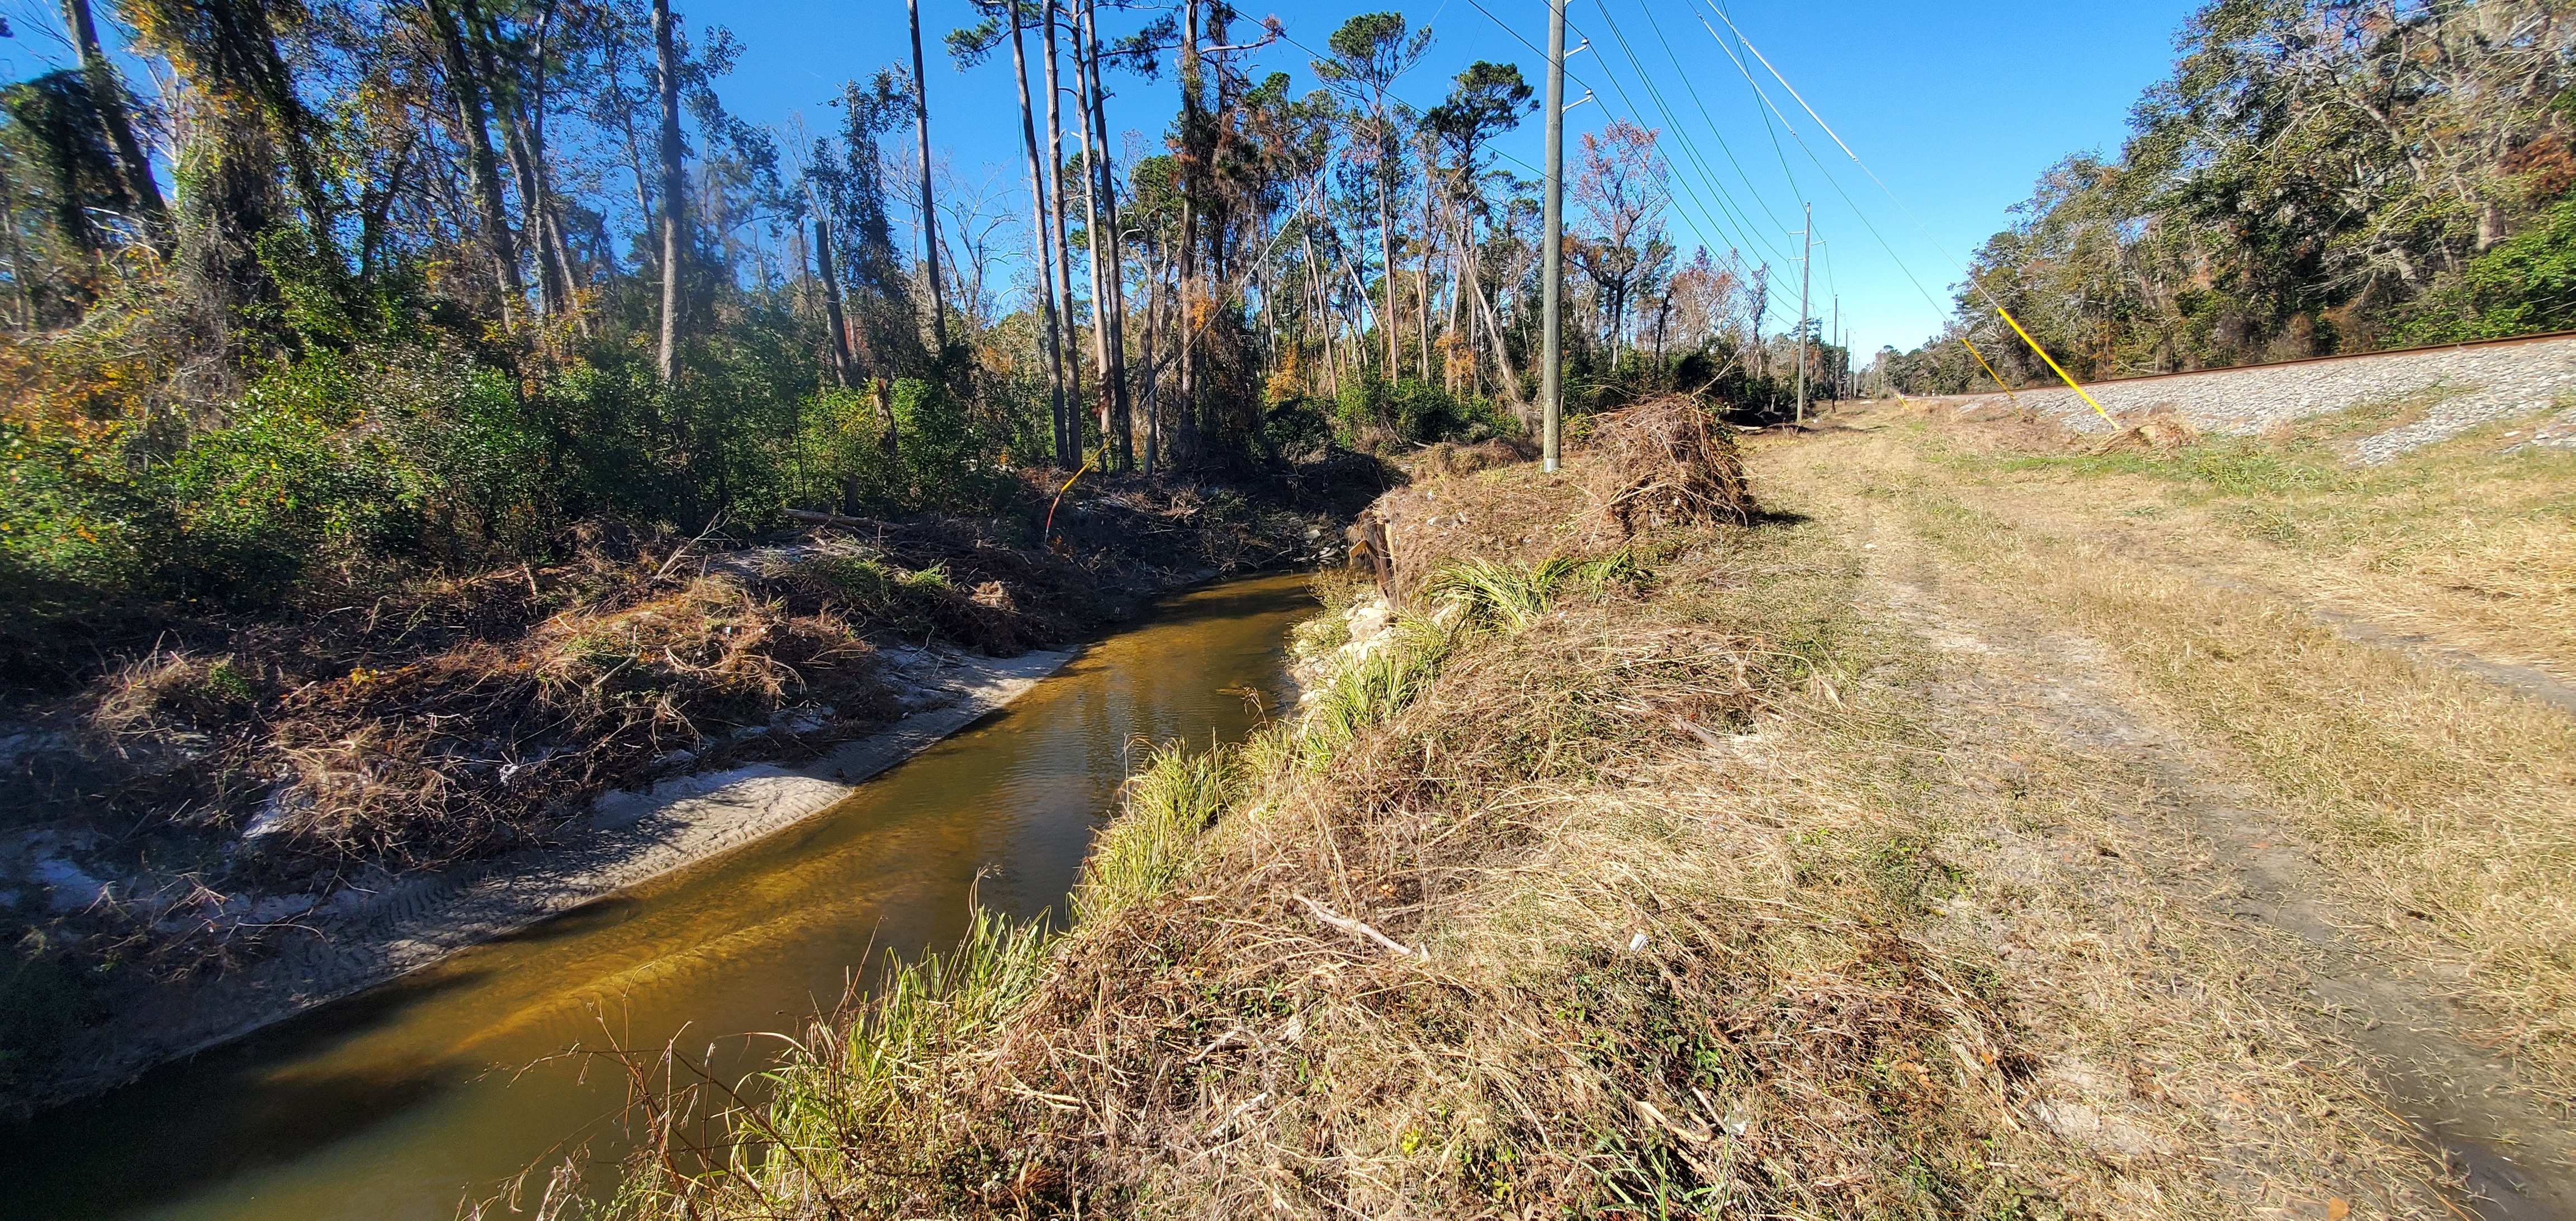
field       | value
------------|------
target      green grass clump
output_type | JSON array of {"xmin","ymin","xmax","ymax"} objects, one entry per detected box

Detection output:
[
  {"xmin": 1290, "ymin": 619, "xmax": 1454, "ymax": 768},
  {"xmin": 1073, "ymin": 743, "xmax": 1242, "ymax": 923},
  {"xmin": 1994, "ymin": 443, "xmax": 2351, "ymax": 498},
  {"xmin": 719, "ymin": 905, "xmax": 1053, "ymax": 1210},
  {"xmin": 802, "ymin": 554, "xmax": 957, "ymax": 634},
  {"xmin": 1423, "ymin": 556, "xmax": 1584, "ymax": 630},
  {"xmin": 1422, "ymin": 551, "xmax": 1646, "ymax": 633}
]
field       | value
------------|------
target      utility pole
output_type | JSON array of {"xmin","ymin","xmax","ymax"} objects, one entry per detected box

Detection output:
[
  {"xmin": 1830, "ymin": 295, "xmax": 1840, "ymax": 408},
  {"xmin": 1794, "ymin": 202, "xmax": 1811, "ymax": 427},
  {"xmin": 1541, "ymin": 0, "xmax": 1568, "ymax": 473}
]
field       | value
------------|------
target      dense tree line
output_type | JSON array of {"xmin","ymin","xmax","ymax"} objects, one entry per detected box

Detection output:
[
  {"xmin": 1881, "ymin": 0, "xmax": 2576, "ymax": 396},
  {"xmin": 0, "ymin": 0, "xmax": 1835, "ymax": 643}
]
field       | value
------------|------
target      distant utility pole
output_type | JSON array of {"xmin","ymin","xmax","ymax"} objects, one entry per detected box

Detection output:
[
  {"xmin": 1794, "ymin": 202, "xmax": 1812, "ymax": 427},
  {"xmin": 1831, "ymin": 295, "xmax": 1840, "ymax": 406},
  {"xmin": 1541, "ymin": 0, "xmax": 1568, "ymax": 474}
]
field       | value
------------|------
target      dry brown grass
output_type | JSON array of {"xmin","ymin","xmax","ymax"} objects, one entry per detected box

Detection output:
[
  {"xmin": 1582, "ymin": 396, "xmax": 1757, "ymax": 536},
  {"xmin": 259, "ymin": 573, "xmax": 891, "ymax": 869},
  {"xmin": 1411, "ymin": 436, "xmax": 1540, "ymax": 480},
  {"xmin": 1886, "ymin": 397, "xmax": 2576, "ymax": 680},
  {"xmin": 1763, "ymin": 410, "xmax": 2576, "ymax": 1103},
  {"xmin": 6, "ymin": 534, "xmax": 1128, "ymax": 933},
  {"xmin": 1369, "ymin": 397, "xmax": 1751, "ymax": 604},
  {"xmin": 627, "ymin": 436, "xmax": 2447, "ymax": 1220}
]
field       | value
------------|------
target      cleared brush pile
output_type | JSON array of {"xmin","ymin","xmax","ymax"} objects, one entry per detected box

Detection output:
[
  {"xmin": 1583, "ymin": 395, "xmax": 1756, "ymax": 535},
  {"xmin": 1371, "ymin": 396, "xmax": 1750, "ymax": 602},
  {"xmin": 253, "ymin": 572, "xmax": 892, "ymax": 872},
  {"xmin": 0, "ymin": 491, "xmax": 1321, "ymax": 1011}
]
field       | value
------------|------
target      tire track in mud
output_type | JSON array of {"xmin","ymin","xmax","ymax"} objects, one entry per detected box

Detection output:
[{"xmin": 1857, "ymin": 526, "xmax": 2576, "ymax": 1220}]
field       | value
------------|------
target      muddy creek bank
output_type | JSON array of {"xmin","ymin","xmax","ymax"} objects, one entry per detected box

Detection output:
[{"xmin": 0, "ymin": 573, "xmax": 1314, "ymax": 1221}]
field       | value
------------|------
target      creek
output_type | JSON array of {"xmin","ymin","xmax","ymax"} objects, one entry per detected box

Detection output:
[{"xmin": 2, "ymin": 572, "xmax": 1314, "ymax": 1220}]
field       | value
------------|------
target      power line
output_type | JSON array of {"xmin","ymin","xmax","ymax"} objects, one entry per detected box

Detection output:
[
  {"xmin": 1578, "ymin": 0, "xmax": 1792, "ymax": 268},
  {"xmin": 1622, "ymin": 0, "xmax": 1798, "ymax": 241},
  {"xmin": 1455, "ymin": 0, "xmax": 1599, "ymax": 99},
  {"xmin": 1691, "ymin": 0, "xmax": 1958, "ymax": 334},
  {"xmin": 1529, "ymin": 10, "xmax": 1772, "ymax": 272},
  {"xmin": 1700, "ymin": 3, "xmax": 1810, "ymax": 234},
  {"xmin": 1701, "ymin": 0, "xmax": 2009, "ymax": 326}
]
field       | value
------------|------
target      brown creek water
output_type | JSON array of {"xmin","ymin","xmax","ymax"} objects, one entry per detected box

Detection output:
[{"xmin": 2, "ymin": 572, "xmax": 1314, "ymax": 1220}]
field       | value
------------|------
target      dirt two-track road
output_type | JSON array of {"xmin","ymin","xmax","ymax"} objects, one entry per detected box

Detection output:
[{"xmin": 1753, "ymin": 388, "xmax": 2575, "ymax": 1219}]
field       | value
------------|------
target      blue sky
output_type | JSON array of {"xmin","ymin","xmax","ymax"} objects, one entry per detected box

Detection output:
[
  {"xmin": 0, "ymin": 0, "xmax": 2203, "ymax": 356},
  {"xmin": 716, "ymin": 0, "xmax": 2205, "ymax": 356}
]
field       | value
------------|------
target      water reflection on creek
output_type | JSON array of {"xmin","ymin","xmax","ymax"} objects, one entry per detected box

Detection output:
[{"xmin": 5, "ymin": 572, "xmax": 1314, "ymax": 1221}]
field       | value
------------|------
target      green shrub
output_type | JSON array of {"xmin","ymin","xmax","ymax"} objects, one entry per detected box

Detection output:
[
  {"xmin": 148, "ymin": 373, "xmax": 422, "ymax": 603},
  {"xmin": 0, "ymin": 418, "xmax": 146, "ymax": 610},
  {"xmin": 2402, "ymin": 197, "xmax": 2576, "ymax": 343},
  {"xmin": 536, "ymin": 358, "xmax": 688, "ymax": 524},
  {"xmin": 798, "ymin": 384, "xmax": 902, "ymax": 512},
  {"xmin": 1261, "ymin": 396, "xmax": 1334, "ymax": 459},
  {"xmin": 891, "ymin": 378, "xmax": 1010, "ymax": 512},
  {"xmin": 1333, "ymin": 376, "xmax": 1514, "ymax": 450},
  {"xmin": 379, "ymin": 352, "xmax": 548, "ymax": 555}
]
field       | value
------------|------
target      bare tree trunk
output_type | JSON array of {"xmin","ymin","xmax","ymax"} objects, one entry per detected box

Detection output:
[
  {"xmin": 906, "ymin": 0, "xmax": 947, "ymax": 349},
  {"xmin": 523, "ymin": 0, "xmax": 586, "ymax": 330},
  {"xmin": 0, "ymin": 156, "xmax": 34, "ymax": 325},
  {"xmin": 62, "ymin": 0, "xmax": 168, "ymax": 249},
  {"xmin": 460, "ymin": 0, "xmax": 557, "ymax": 316},
  {"xmin": 1043, "ymin": 1, "xmax": 1084, "ymax": 456},
  {"xmin": 544, "ymin": 58, "xmax": 589, "ymax": 324},
  {"xmin": 873, "ymin": 376, "xmax": 899, "ymax": 462},
  {"xmin": 1009, "ymin": 3, "xmax": 1069, "ymax": 466},
  {"xmin": 1175, "ymin": 0, "xmax": 1201, "ymax": 461},
  {"xmin": 1140, "ymin": 242, "xmax": 1162, "ymax": 471},
  {"xmin": 1465, "ymin": 245, "xmax": 1522, "ymax": 413},
  {"xmin": 652, "ymin": 0, "xmax": 685, "ymax": 381},
  {"xmin": 1258, "ymin": 212, "xmax": 1275, "ymax": 363},
  {"xmin": 1178, "ymin": 191, "xmax": 1197, "ymax": 461},
  {"xmin": 1081, "ymin": 0, "xmax": 1133, "ymax": 471},
  {"xmin": 471, "ymin": 1, "xmax": 577, "ymax": 327},
  {"xmin": 1378, "ymin": 170, "xmax": 1398, "ymax": 380},
  {"xmin": 1304, "ymin": 225, "xmax": 1327, "ymax": 397},
  {"xmin": 813, "ymin": 212, "xmax": 855, "ymax": 386},
  {"xmin": 432, "ymin": 0, "xmax": 525, "ymax": 325},
  {"xmin": 1446, "ymin": 214, "xmax": 1463, "ymax": 392},
  {"xmin": 1071, "ymin": 1, "xmax": 1117, "ymax": 468},
  {"xmin": 1416, "ymin": 157, "xmax": 1434, "ymax": 382}
]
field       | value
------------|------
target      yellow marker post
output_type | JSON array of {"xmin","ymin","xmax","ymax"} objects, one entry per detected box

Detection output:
[{"xmin": 1995, "ymin": 305, "xmax": 2116, "ymax": 426}]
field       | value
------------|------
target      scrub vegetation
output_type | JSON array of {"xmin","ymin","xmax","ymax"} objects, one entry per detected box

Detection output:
[
  {"xmin": 1879, "ymin": 0, "xmax": 2576, "ymax": 391},
  {"xmin": 5, "ymin": 0, "xmax": 2573, "ymax": 1203},
  {"xmin": 594, "ymin": 393, "xmax": 2564, "ymax": 1220}
]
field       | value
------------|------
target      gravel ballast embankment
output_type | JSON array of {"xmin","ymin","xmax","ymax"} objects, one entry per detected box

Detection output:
[{"xmin": 1906, "ymin": 334, "xmax": 2576, "ymax": 461}]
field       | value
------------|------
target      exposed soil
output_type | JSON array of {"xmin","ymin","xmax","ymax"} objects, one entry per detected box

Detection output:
[
  {"xmin": 0, "ymin": 465, "xmax": 1378, "ymax": 1115},
  {"xmin": 639, "ymin": 403, "xmax": 2571, "ymax": 1219},
  {"xmin": 1867, "ymin": 537, "xmax": 2576, "ymax": 1219},
  {"xmin": 1763, "ymin": 404, "xmax": 2576, "ymax": 1219}
]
